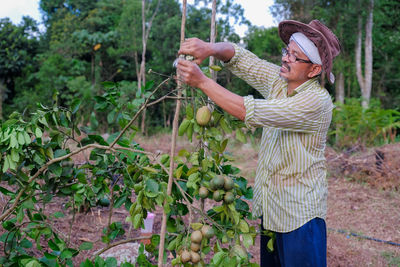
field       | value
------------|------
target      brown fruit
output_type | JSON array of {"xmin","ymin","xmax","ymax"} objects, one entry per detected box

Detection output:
[
  {"xmin": 198, "ymin": 186, "xmax": 209, "ymax": 199},
  {"xmin": 201, "ymin": 225, "xmax": 215, "ymax": 239},
  {"xmin": 213, "ymin": 190, "xmax": 224, "ymax": 202},
  {"xmin": 181, "ymin": 250, "xmax": 191, "ymax": 263},
  {"xmin": 196, "ymin": 106, "xmax": 211, "ymax": 126},
  {"xmin": 191, "ymin": 230, "xmax": 203, "ymax": 244},
  {"xmin": 190, "ymin": 251, "xmax": 201, "ymax": 264},
  {"xmin": 190, "ymin": 242, "xmax": 200, "ymax": 252},
  {"xmin": 223, "ymin": 191, "xmax": 235, "ymax": 204},
  {"xmin": 223, "ymin": 177, "xmax": 234, "ymax": 191}
]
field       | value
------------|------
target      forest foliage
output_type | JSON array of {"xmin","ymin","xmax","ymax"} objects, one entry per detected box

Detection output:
[
  {"xmin": 0, "ymin": 0, "xmax": 399, "ymax": 266},
  {"xmin": 0, "ymin": 0, "xmax": 399, "ymax": 146}
]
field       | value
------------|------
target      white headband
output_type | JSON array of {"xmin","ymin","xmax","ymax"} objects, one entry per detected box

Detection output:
[{"xmin": 290, "ymin": 32, "xmax": 322, "ymax": 66}]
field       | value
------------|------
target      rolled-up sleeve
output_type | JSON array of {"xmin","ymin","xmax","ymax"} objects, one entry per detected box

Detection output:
[
  {"xmin": 222, "ymin": 43, "xmax": 280, "ymax": 99},
  {"xmin": 243, "ymin": 91, "xmax": 330, "ymax": 133}
]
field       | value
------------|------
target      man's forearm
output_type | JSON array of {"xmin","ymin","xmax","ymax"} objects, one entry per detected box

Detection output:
[
  {"xmin": 198, "ymin": 77, "xmax": 245, "ymax": 121},
  {"xmin": 210, "ymin": 42, "xmax": 235, "ymax": 63}
]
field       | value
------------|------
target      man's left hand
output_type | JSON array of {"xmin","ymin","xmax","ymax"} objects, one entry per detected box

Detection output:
[{"xmin": 176, "ymin": 59, "xmax": 209, "ymax": 88}]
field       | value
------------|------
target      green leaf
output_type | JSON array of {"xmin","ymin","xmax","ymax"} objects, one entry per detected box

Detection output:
[
  {"xmin": 38, "ymin": 117, "xmax": 49, "ymax": 127},
  {"xmin": 105, "ymin": 257, "xmax": 118, "ymax": 267},
  {"xmin": 190, "ymin": 223, "xmax": 203, "ymax": 230},
  {"xmin": 145, "ymin": 179, "xmax": 159, "ymax": 195},
  {"xmin": 71, "ymin": 99, "xmax": 82, "ymax": 114},
  {"xmin": 213, "ymin": 251, "xmax": 227, "ymax": 265},
  {"xmin": 25, "ymin": 260, "xmax": 41, "ymax": 267},
  {"xmin": 2, "ymin": 155, "xmax": 9, "ymax": 173},
  {"xmin": 80, "ymin": 259, "xmax": 94, "ymax": 267},
  {"xmin": 186, "ymin": 105, "xmax": 194, "ymax": 120},
  {"xmin": 17, "ymin": 132, "xmax": 25, "ymax": 145},
  {"xmin": 102, "ymin": 81, "xmax": 116, "ymax": 89},
  {"xmin": 35, "ymin": 127, "xmax": 43, "ymax": 138},
  {"xmin": 20, "ymin": 238, "xmax": 33, "ymax": 249},
  {"xmin": 0, "ymin": 186, "xmax": 14, "ymax": 196},
  {"xmin": 60, "ymin": 249, "xmax": 73, "ymax": 259},
  {"xmin": 54, "ymin": 149, "xmax": 68, "ymax": 158},
  {"xmin": 88, "ymin": 135, "xmax": 109, "ymax": 146},
  {"xmin": 142, "ymin": 166, "xmax": 158, "ymax": 173},
  {"xmin": 239, "ymin": 220, "xmax": 249, "ymax": 233},
  {"xmin": 133, "ymin": 213, "xmax": 142, "ymax": 229},
  {"xmin": 79, "ymin": 242, "xmax": 93, "ymax": 251},
  {"xmin": 236, "ymin": 128, "xmax": 247, "ymax": 143},
  {"xmin": 220, "ymin": 117, "xmax": 232, "ymax": 134},
  {"xmin": 2, "ymin": 220, "xmax": 15, "ymax": 231},
  {"xmin": 107, "ymin": 110, "xmax": 116, "ymax": 124},
  {"xmin": 10, "ymin": 134, "xmax": 18, "ymax": 148},
  {"xmin": 44, "ymin": 252, "xmax": 58, "ymax": 260},
  {"xmin": 267, "ymin": 238, "xmax": 274, "ymax": 252},
  {"xmin": 7, "ymin": 154, "xmax": 16, "ymax": 170},
  {"xmin": 48, "ymin": 240, "xmax": 60, "ymax": 251},
  {"xmin": 53, "ymin": 212, "xmax": 64, "ymax": 218},
  {"xmin": 242, "ymin": 233, "xmax": 253, "ymax": 249},
  {"xmin": 23, "ymin": 132, "xmax": 31, "ymax": 144}
]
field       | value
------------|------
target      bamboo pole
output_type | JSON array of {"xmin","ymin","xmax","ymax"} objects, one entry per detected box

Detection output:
[
  {"xmin": 209, "ymin": 0, "xmax": 217, "ymax": 82},
  {"xmin": 157, "ymin": 1, "xmax": 187, "ymax": 266}
]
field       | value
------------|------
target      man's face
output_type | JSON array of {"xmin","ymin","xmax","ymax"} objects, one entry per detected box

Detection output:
[{"xmin": 280, "ymin": 41, "xmax": 314, "ymax": 84}]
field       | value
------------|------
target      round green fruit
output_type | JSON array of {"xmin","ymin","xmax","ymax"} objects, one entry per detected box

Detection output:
[
  {"xmin": 181, "ymin": 250, "xmax": 191, "ymax": 263},
  {"xmin": 213, "ymin": 190, "xmax": 224, "ymax": 202},
  {"xmin": 198, "ymin": 186, "xmax": 209, "ymax": 199},
  {"xmin": 191, "ymin": 230, "xmax": 203, "ymax": 244},
  {"xmin": 211, "ymin": 176, "xmax": 225, "ymax": 190},
  {"xmin": 223, "ymin": 191, "xmax": 235, "ymax": 204},
  {"xmin": 201, "ymin": 225, "xmax": 215, "ymax": 239},
  {"xmin": 98, "ymin": 198, "xmax": 110, "ymax": 207},
  {"xmin": 223, "ymin": 177, "xmax": 234, "ymax": 191},
  {"xmin": 196, "ymin": 106, "xmax": 211, "ymax": 126}
]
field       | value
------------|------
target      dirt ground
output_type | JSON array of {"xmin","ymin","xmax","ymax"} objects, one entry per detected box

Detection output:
[{"xmin": 1, "ymin": 134, "xmax": 400, "ymax": 266}]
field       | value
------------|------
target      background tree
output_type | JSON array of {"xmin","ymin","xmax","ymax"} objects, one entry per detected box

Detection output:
[
  {"xmin": 0, "ymin": 17, "xmax": 40, "ymax": 118},
  {"xmin": 356, "ymin": 0, "xmax": 374, "ymax": 108}
]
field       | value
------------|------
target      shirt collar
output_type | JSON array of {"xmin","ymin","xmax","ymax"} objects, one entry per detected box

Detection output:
[{"xmin": 287, "ymin": 77, "xmax": 319, "ymax": 97}]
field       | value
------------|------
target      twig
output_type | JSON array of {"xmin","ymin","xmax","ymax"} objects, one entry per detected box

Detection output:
[
  {"xmin": 110, "ymin": 77, "xmax": 170, "ymax": 148},
  {"xmin": 91, "ymin": 237, "xmax": 150, "ymax": 260}
]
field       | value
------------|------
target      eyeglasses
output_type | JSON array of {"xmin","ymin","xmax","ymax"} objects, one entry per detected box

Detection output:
[{"xmin": 281, "ymin": 47, "xmax": 313, "ymax": 64}]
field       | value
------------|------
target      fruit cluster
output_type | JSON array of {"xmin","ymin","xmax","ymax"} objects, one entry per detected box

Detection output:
[
  {"xmin": 179, "ymin": 224, "xmax": 215, "ymax": 264},
  {"xmin": 199, "ymin": 175, "xmax": 236, "ymax": 205}
]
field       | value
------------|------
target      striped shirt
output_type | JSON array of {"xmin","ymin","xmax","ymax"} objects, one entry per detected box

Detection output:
[{"xmin": 224, "ymin": 44, "xmax": 334, "ymax": 232}]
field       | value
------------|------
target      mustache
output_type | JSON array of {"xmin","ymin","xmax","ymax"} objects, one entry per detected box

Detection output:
[{"xmin": 281, "ymin": 61, "xmax": 290, "ymax": 71}]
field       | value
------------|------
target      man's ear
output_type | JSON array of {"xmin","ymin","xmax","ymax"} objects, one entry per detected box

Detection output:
[{"xmin": 308, "ymin": 64, "xmax": 322, "ymax": 78}]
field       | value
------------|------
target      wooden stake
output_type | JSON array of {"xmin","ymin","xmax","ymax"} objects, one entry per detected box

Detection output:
[
  {"xmin": 209, "ymin": 0, "xmax": 217, "ymax": 82},
  {"xmin": 157, "ymin": 1, "xmax": 187, "ymax": 266}
]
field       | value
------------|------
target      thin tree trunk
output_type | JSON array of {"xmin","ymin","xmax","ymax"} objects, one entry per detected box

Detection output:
[
  {"xmin": 335, "ymin": 72, "xmax": 344, "ymax": 145},
  {"xmin": 356, "ymin": 0, "xmax": 374, "ymax": 109},
  {"xmin": 140, "ymin": 0, "xmax": 147, "ymax": 135},
  {"xmin": 139, "ymin": 0, "xmax": 161, "ymax": 135},
  {"xmin": 335, "ymin": 72, "xmax": 345, "ymax": 104},
  {"xmin": 363, "ymin": 0, "xmax": 374, "ymax": 108},
  {"xmin": 355, "ymin": 6, "xmax": 364, "ymax": 99}
]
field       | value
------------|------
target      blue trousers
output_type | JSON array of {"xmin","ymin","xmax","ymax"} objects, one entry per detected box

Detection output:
[{"xmin": 260, "ymin": 217, "xmax": 327, "ymax": 267}]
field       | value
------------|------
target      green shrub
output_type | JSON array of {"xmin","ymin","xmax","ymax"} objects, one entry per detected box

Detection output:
[{"xmin": 330, "ymin": 98, "xmax": 400, "ymax": 149}]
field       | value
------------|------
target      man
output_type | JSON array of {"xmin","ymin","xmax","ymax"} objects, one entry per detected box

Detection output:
[{"xmin": 176, "ymin": 20, "xmax": 340, "ymax": 267}]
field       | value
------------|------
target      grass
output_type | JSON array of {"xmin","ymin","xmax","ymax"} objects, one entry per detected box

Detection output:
[{"xmin": 381, "ymin": 251, "xmax": 400, "ymax": 267}]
